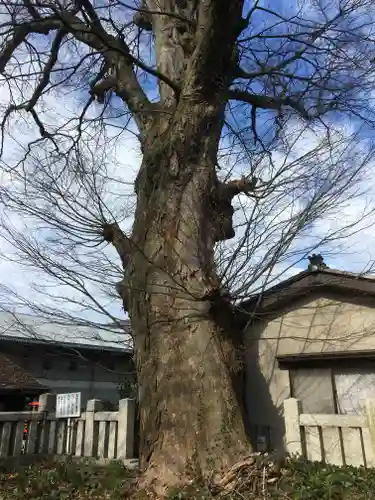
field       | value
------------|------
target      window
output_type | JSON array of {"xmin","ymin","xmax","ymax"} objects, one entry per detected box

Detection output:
[
  {"xmin": 105, "ymin": 361, "xmax": 114, "ymax": 371},
  {"xmin": 42, "ymin": 359, "xmax": 51, "ymax": 371},
  {"xmin": 290, "ymin": 364, "xmax": 375, "ymax": 415},
  {"xmin": 101, "ymin": 358, "xmax": 114, "ymax": 371},
  {"xmin": 334, "ymin": 369, "xmax": 375, "ymax": 415},
  {"xmin": 68, "ymin": 360, "xmax": 78, "ymax": 371},
  {"xmin": 249, "ymin": 425, "xmax": 272, "ymax": 453},
  {"xmin": 290, "ymin": 368, "xmax": 335, "ymax": 414}
]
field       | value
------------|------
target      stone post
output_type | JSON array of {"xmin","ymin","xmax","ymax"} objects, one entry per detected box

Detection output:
[
  {"xmin": 284, "ymin": 398, "xmax": 303, "ymax": 456},
  {"xmin": 365, "ymin": 399, "xmax": 375, "ymax": 466},
  {"xmin": 38, "ymin": 393, "xmax": 55, "ymax": 413},
  {"xmin": 117, "ymin": 398, "xmax": 135, "ymax": 459},
  {"xmin": 84, "ymin": 399, "xmax": 103, "ymax": 457},
  {"xmin": 38, "ymin": 393, "xmax": 55, "ymax": 453}
]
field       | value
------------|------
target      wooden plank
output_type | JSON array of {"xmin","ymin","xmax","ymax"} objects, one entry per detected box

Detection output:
[
  {"xmin": 26, "ymin": 421, "xmax": 39, "ymax": 455},
  {"xmin": 75, "ymin": 420, "xmax": 84, "ymax": 457},
  {"xmin": 107, "ymin": 421, "xmax": 117, "ymax": 459},
  {"xmin": 0, "ymin": 423, "xmax": 12, "ymax": 457},
  {"xmin": 13, "ymin": 421, "xmax": 24, "ymax": 456},
  {"xmin": 48, "ymin": 421, "xmax": 57, "ymax": 454},
  {"xmin": 362, "ymin": 427, "xmax": 375, "ymax": 467},
  {"xmin": 304, "ymin": 426, "xmax": 323, "ymax": 462},
  {"xmin": 300, "ymin": 413, "xmax": 366, "ymax": 428},
  {"xmin": 98, "ymin": 421, "xmax": 107, "ymax": 458},
  {"xmin": 342, "ymin": 428, "xmax": 365, "ymax": 466},
  {"xmin": 321, "ymin": 427, "xmax": 343, "ymax": 466}
]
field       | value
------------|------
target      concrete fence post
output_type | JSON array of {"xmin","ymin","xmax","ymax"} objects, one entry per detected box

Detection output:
[
  {"xmin": 365, "ymin": 399, "xmax": 375, "ymax": 466},
  {"xmin": 117, "ymin": 398, "xmax": 135, "ymax": 459},
  {"xmin": 38, "ymin": 393, "xmax": 55, "ymax": 413},
  {"xmin": 284, "ymin": 398, "xmax": 303, "ymax": 456},
  {"xmin": 38, "ymin": 393, "xmax": 56, "ymax": 454},
  {"xmin": 84, "ymin": 399, "xmax": 103, "ymax": 457}
]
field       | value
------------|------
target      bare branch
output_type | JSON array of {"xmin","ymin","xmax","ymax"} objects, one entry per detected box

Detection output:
[
  {"xmin": 0, "ymin": 17, "xmax": 61, "ymax": 73},
  {"xmin": 25, "ymin": 29, "xmax": 67, "ymax": 111},
  {"xmin": 227, "ymin": 90, "xmax": 311, "ymax": 120},
  {"xmin": 102, "ymin": 222, "xmax": 131, "ymax": 269},
  {"xmin": 0, "ymin": 10, "xmax": 155, "ymax": 133},
  {"xmin": 1, "ymin": 0, "xmax": 375, "ymax": 488},
  {"xmin": 220, "ymin": 177, "xmax": 258, "ymax": 200}
]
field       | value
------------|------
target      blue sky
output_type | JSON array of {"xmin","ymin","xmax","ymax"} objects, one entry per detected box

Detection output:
[{"xmin": 1, "ymin": 1, "xmax": 375, "ymax": 327}]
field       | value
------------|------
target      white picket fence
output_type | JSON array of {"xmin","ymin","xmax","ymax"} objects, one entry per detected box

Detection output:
[
  {"xmin": 0, "ymin": 394, "xmax": 136, "ymax": 460},
  {"xmin": 284, "ymin": 398, "xmax": 375, "ymax": 467}
]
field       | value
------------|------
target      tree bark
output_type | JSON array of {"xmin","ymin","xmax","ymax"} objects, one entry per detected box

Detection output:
[
  {"xmin": 0, "ymin": 0, "xmax": 252, "ymax": 495},
  {"xmin": 117, "ymin": 1, "xmax": 252, "ymax": 495},
  {"xmin": 2, "ymin": 0, "xmax": 369, "ymax": 495},
  {"xmin": 122, "ymin": 85, "xmax": 251, "ymax": 494}
]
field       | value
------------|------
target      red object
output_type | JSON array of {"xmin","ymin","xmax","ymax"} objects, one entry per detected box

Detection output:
[{"xmin": 28, "ymin": 402, "xmax": 40, "ymax": 407}]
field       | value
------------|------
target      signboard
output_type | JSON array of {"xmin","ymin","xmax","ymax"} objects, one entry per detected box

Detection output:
[{"xmin": 56, "ymin": 392, "xmax": 81, "ymax": 419}]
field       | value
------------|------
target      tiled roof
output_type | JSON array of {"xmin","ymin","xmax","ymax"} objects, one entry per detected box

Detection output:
[
  {"xmin": 0, "ymin": 312, "xmax": 132, "ymax": 352},
  {"xmin": 0, "ymin": 354, "xmax": 48, "ymax": 391},
  {"xmin": 240, "ymin": 268, "xmax": 375, "ymax": 315}
]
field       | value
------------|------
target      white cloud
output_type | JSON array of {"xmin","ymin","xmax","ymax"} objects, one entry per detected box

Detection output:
[
  {"xmin": 0, "ymin": 71, "xmax": 141, "ymax": 327},
  {"xmin": 1, "ymin": 16, "xmax": 375, "ymax": 328}
]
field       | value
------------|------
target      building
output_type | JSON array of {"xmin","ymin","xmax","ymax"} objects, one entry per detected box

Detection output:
[
  {"xmin": 242, "ymin": 266, "xmax": 375, "ymax": 453},
  {"xmin": 0, "ymin": 312, "xmax": 134, "ymax": 410},
  {"xmin": 0, "ymin": 353, "xmax": 49, "ymax": 410}
]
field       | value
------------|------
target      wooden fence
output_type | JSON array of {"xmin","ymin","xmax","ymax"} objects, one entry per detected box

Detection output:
[
  {"xmin": 0, "ymin": 394, "xmax": 136, "ymax": 460},
  {"xmin": 284, "ymin": 398, "xmax": 375, "ymax": 467}
]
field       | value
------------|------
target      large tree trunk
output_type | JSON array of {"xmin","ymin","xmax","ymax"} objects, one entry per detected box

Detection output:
[
  {"xmin": 123, "ymin": 91, "xmax": 251, "ymax": 494},
  {"xmin": 109, "ymin": 0, "xmax": 251, "ymax": 495},
  {"xmin": 4, "ymin": 0, "xmax": 368, "ymax": 494}
]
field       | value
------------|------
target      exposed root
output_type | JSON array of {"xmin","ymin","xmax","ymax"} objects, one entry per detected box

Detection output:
[
  {"xmin": 210, "ymin": 452, "xmax": 288, "ymax": 497},
  {"xmin": 130, "ymin": 453, "xmax": 289, "ymax": 499}
]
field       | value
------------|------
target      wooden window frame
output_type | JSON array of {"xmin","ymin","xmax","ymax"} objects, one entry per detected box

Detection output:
[{"xmin": 286, "ymin": 359, "xmax": 375, "ymax": 415}]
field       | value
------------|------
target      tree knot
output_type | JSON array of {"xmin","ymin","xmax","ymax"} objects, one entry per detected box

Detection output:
[
  {"xmin": 102, "ymin": 223, "xmax": 117, "ymax": 242},
  {"xmin": 219, "ymin": 176, "xmax": 258, "ymax": 201},
  {"xmin": 133, "ymin": 1, "xmax": 152, "ymax": 31},
  {"xmin": 90, "ymin": 75, "xmax": 116, "ymax": 104}
]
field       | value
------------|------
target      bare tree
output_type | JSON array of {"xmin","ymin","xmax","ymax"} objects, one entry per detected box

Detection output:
[{"xmin": 1, "ymin": 0, "xmax": 375, "ymax": 494}]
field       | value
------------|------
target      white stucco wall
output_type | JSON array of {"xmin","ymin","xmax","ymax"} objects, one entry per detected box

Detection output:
[{"xmin": 244, "ymin": 291, "xmax": 375, "ymax": 451}]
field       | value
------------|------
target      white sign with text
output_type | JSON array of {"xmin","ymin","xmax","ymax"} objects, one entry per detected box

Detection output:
[{"xmin": 56, "ymin": 392, "xmax": 81, "ymax": 419}]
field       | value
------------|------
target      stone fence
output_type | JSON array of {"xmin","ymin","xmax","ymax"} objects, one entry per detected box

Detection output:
[
  {"xmin": 0, "ymin": 394, "xmax": 136, "ymax": 460},
  {"xmin": 284, "ymin": 397, "xmax": 375, "ymax": 467}
]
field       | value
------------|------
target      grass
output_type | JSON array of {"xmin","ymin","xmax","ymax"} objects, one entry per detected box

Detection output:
[
  {"xmin": 0, "ymin": 458, "xmax": 135, "ymax": 500},
  {"xmin": 274, "ymin": 459, "xmax": 375, "ymax": 500},
  {"xmin": 1, "ymin": 457, "xmax": 375, "ymax": 499}
]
